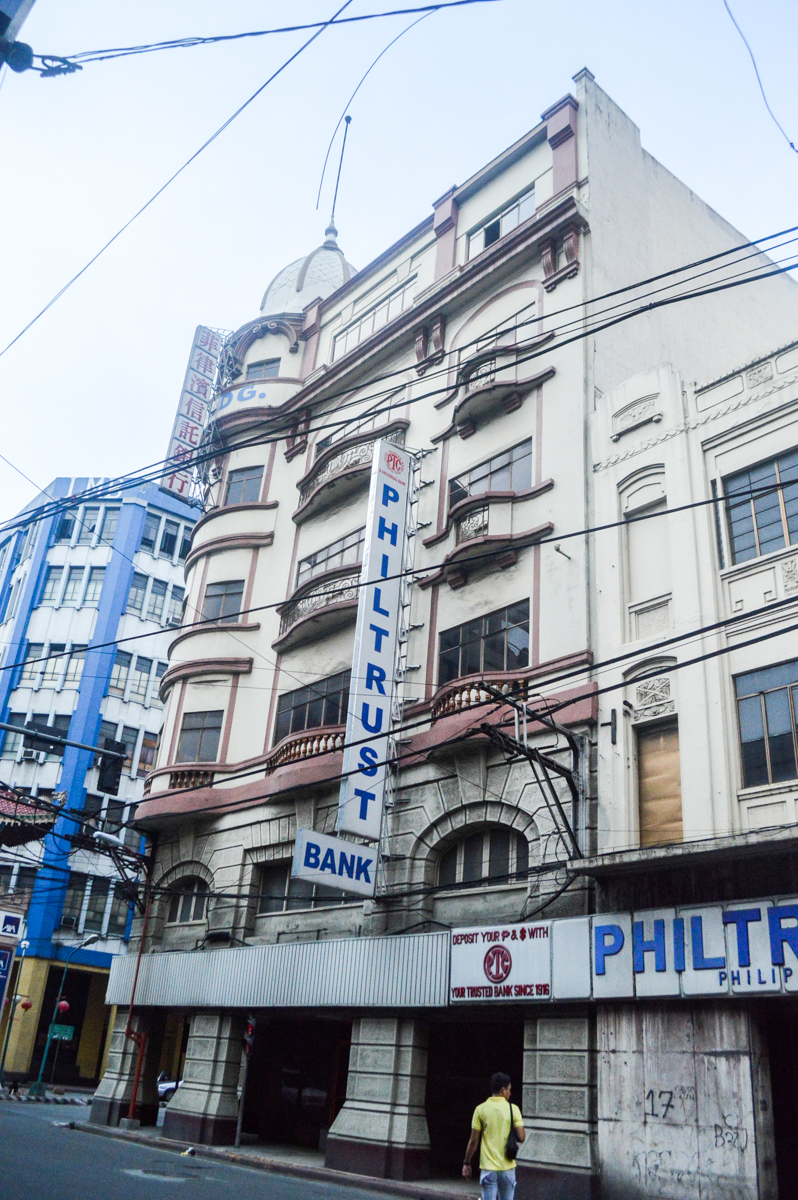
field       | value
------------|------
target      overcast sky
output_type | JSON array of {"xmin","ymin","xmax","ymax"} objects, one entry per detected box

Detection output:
[{"xmin": 1, "ymin": 0, "xmax": 796, "ymax": 524}]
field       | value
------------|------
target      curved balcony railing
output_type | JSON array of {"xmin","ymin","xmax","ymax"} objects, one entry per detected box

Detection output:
[
  {"xmin": 266, "ymin": 726, "xmax": 345, "ymax": 770},
  {"xmin": 295, "ymin": 425, "xmax": 407, "ymax": 520},
  {"xmin": 431, "ymin": 675, "xmax": 529, "ymax": 720},
  {"xmin": 165, "ymin": 769, "xmax": 214, "ymax": 792},
  {"xmin": 278, "ymin": 571, "xmax": 360, "ymax": 640},
  {"xmin": 455, "ymin": 505, "xmax": 489, "ymax": 545}
]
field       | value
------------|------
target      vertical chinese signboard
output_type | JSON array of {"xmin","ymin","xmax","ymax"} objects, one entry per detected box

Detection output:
[{"xmin": 161, "ymin": 326, "xmax": 223, "ymax": 498}]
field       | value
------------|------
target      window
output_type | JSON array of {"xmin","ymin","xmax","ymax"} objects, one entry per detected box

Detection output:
[
  {"xmin": 100, "ymin": 507, "xmax": 120, "ymax": 544},
  {"xmin": 137, "ymin": 732, "xmax": 158, "ymax": 778},
  {"xmin": 95, "ymin": 720, "xmax": 119, "ymax": 766},
  {"xmin": 61, "ymin": 872, "xmax": 88, "ymax": 927},
  {"xmin": 438, "ymin": 827, "xmax": 529, "ymax": 889},
  {"xmin": 14, "ymin": 866, "xmax": 37, "ymax": 896},
  {"xmin": 725, "ymin": 449, "xmax": 798, "ymax": 564},
  {"xmin": 6, "ymin": 579, "xmax": 21, "ymax": 620},
  {"xmin": 1, "ymin": 714, "xmax": 25, "ymax": 757},
  {"xmin": 121, "ymin": 726, "xmax": 139, "ymax": 773},
  {"xmin": 332, "ymin": 279, "xmax": 416, "ymax": 362},
  {"xmin": 257, "ymin": 860, "xmax": 355, "ymax": 913},
  {"xmin": 439, "ymin": 601, "xmax": 529, "ymax": 686},
  {"xmin": 637, "ymin": 720, "xmax": 683, "ymax": 847},
  {"xmin": 225, "ymin": 466, "xmax": 263, "ymax": 506},
  {"xmin": 62, "ymin": 567, "xmax": 84, "ymax": 606},
  {"xmin": 736, "ymin": 660, "xmax": 798, "ymax": 787},
  {"xmin": 179, "ymin": 528, "xmax": 192, "ymax": 561},
  {"xmin": 467, "ymin": 187, "xmax": 535, "ymax": 260},
  {"xmin": 166, "ymin": 877, "xmax": 208, "ymax": 924},
  {"xmin": 176, "ymin": 710, "xmax": 224, "ymax": 763},
  {"xmin": 41, "ymin": 644, "xmax": 66, "ymax": 685},
  {"xmin": 19, "ymin": 523, "xmax": 37, "ymax": 561},
  {"xmin": 147, "ymin": 579, "xmax": 167, "ymax": 621},
  {"xmin": 127, "ymin": 572, "xmax": 147, "ymax": 614},
  {"xmin": 140, "ymin": 511, "xmax": 161, "ymax": 553},
  {"xmin": 19, "ymin": 644, "xmax": 44, "ymax": 684},
  {"xmin": 76, "ymin": 506, "xmax": 100, "ymax": 545},
  {"xmin": 160, "ymin": 519, "xmax": 179, "ymax": 559},
  {"xmin": 129, "ymin": 657, "xmax": 152, "ymax": 701},
  {"xmin": 297, "ymin": 528, "xmax": 365, "ymax": 587},
  {"xmin": 40, "ymin": 566, "xmax": 63, "ymax": 605},
  {"xmin": 84, "ymin": 567, "xmax": 106, "ymax": 606},
  {"xmin": 28, "ymin": 714, "xmax": 71, "ymax": 758},
  {"xmin": 64, "ymin": 646, "xmax": 87, "ymax": 686},
  {"xmin": 109, "ymin": 650, "xmax": 131, "ymax": 695},
  {"xmin": 167, "ymin": 586, "xmax": 185, "ymax": 627},
  {"xmin": 203, "ymin": 580, "xmax": 244, "ymax": 624},
  {"xmin": 83, "ymin": 793, "xmax": 104, "ymax": 827},
  {"xmin": 107, "ymin": 887, "xmax": 131, "ymax": 936},
  {"xmin": 83, "ymin": 878, "xmax": 110, "ymax": 932},
  {"xmin": 150, "ymin": 662, "xmax": 167, "ymax": 708},
  {"xmin": 274, "ymin": 671, "xmax": 351, "ymax": 744},
  {"xmin": 449, "ymin": 440, "xmax": 533, "ymax": 508},
  {"xmin": 246, "ymin": 359, "xmax": 280, "ymax": 380},
  {"xmin": 54, "ymin": 514, "xmax": 75, "ymax": 544},
  {"xmin": 104, "ymin": 798, "xmax": 124, "ymax": 833}
]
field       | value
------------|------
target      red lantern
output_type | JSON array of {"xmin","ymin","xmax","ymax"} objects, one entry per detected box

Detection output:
[
  {"xmin": 20, "ymin": 999, "xmax": 32, "ymax": 1011},
  {"xmin": 57, "ymin": 999, "xmax": 69, "ymax": 1014}
]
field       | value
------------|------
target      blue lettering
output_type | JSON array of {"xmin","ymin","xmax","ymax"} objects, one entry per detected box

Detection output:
[
  {"xmin": 691, "ymin": 915, "xmax": 725, "ymax": 970},
  {"xmin": 768, "ymin": 904, "xmax": 798, "ymax": 965},
  {"xmin": 304, "ymin": 842, "xmax": 320, "ymax": 868},
  {"xmin": 366, "ymin": 663, "xmax": 387, "ymax": 694},
  {"xmin": 595, "ymin": 924, "xmax": 625, "ymax": 975},
  {"xmin": 381, "ymin": 554, "xmax": 389, "ymax": 578},
  {"xmin": 355, "ymin": 856, "xmax": 372, "ymax": 883},
  {"xmin": 369, "ymin": 623, "xmax": 390, "ymax": 653},
  {"xmin": 239, "ymin": 386, "xmax": 257, "ymax": 403},
  {"xmin": 360, "ymin": 703, "xmax": 384, "ymax": 734},
  {"xmin": 758, "ymin": 969, "xmax": 766, "ymax": 984},
  {"xmin": 382, "ymin": 484, "xmax": 400, "ymax": 507},
  {"xmin": 633, "ymin": 919, "xmax": 666, "ymax": 973},
  {"xmin": 372, "ymin": 587, "xmax": 390, "ymax": 617},
  {"xmin": 320, "ymin": 848, "xmax": 336, "ymax": 873},
  {"xmin": 219, "ymin": 391, "xmax": 233, "ymax": 410},
  {"xmin": 718, "ymin": 971, "xmax": 727, "ymax": 986},
  {"xmin": 377, "ymin": 517, "xmax": 398, "ymax": 546},
  {"xmin": 785, "ymin": 967, "xmax": 793, "ymax": 981},
  {"xmin": 358, "ymin": 746, "xmax": 379, "ymax": 776},
  {"xmin": 723, "ymin": 908, "xmax": 761, "ymax": 967},
  {"xmin": 354, "ymin": 788, "xmax": 376, "ymax": 819},
  {"xmin": 673, "ymin": 918, "xmax": 686, "ymax": 972},
  {"xmin": 338, "ymin": 853, "xmax": 355, "ymax": 879},
  {"xmin": 731, "ymin": 971, "xmax": 740, "ymax": 986}
]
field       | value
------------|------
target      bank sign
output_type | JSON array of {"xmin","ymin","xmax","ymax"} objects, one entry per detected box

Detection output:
[{"xmin": 450, "ymin": 897, "xmax": 798, "ymax": 1003}]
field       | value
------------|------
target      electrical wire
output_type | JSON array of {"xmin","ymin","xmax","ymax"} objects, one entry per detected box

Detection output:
[{"xmin": 722, "ymin": 0, "xmax": 797, "ymax": 155}]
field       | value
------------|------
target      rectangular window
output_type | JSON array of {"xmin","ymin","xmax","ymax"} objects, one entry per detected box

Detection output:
[
  {"xmin": 438, "ymin": 601, "xmax": 529, "ymax": 686},
  {"xmin": 83, "ymin": 793, "xmax": 104, "ymax": 826},
  {"xmin": 1, "ymin": 713, "xmax": 25, "ymax": 758},
  {"xmin": 104, "ymin": 798, "xmax": 124, "ymax": 832},
  {"xmin": 61, "ymin": 872, "xmax": 88, "ymax": 927},
  {"xmin": 107, "ymin": 887, "xmax": 130, "ymax": 937},
  {"xmin": 62, "ymin": 566, "xmax": 84, "ymax": 606},
  {"xmin": 160, "ymin": 519, "xmax": 179, "ymax": 559},
  {"xmin": 100, "ymin": 507, "xmax": 120, "ymax": 544},
  {"xmin": 735, "ymin": 660, "xmax": 798, "ymax": 787},
  {"xmin": 176, "ymin": 710, "xmax": 224, "ymax": 763},
  {"xmin": 467, "ymin": 187, "xmax": 535, "ymax": 260},
  {"xmin": 137, "ymin": 732, "xmax": 158, "ymax": 778},
  {"xmin": 54, "ymin": 514, "xmax": 75, "ymax": 544},
  {"xmin": 109, "ymin": 650, "xmax": 132, "ymax": 696},
  {"xmin": 64, "ymin": 646, "xmax": 87, "ymax": 686},
  {"xmin": 225, "ymin": 466, "xmax": 264, "ymax": 506},
  {"xmin": 147, "ymin": 579, "xmax": 167, "ymax": 621},
  {"xmin": 128, "ymin": 657, "xmax": 152, "ymax": 701},
  {"xmin": 332, "ymin": 279, "xmax": 416, "ymax": 362},
  {"xmin": 449, "ymin": 440, "xmax": 533, "ymax": 508},
  {"xmin": 297, "ymin": 527, "xmax": 365, "ymax": 587},
  {"xmin": 203, "ymin": 580, "xmax": 244, "ymax": 624},
  {"xmin": 140, "ymin": 511, "xmax": 161, "ymax": 553},
  {"xmin": 150, "ymin": 662, "xmax": 167, "ymax": 707},
  {"xmin": 19, "ymin": 643, "xmax": 44, "ymax": 684},
  {"xmin": 179, "ymin": 528, "xmax": 192, "ymax": 561},
  {"xmin": 40, "ymin": 566, "xmax": 63, "ymax": 605},
  {"xmin": 725, "ymin": 449, "xmax": 798, "ymax": 564},
  {"xmin": 637, "ymin": 720, "xmax": 683, "ymax": 847},
  {"xmin": 257, "ymin": 861, "xmax": 353, "ymax": 913},
  {"xmin": 84, "ymin": 566, "xmax": 106, "ymax": 606},
  {"xmin": 83, "ymin": 878, "xmax": 110, "ymax": 932},
  {"xmin": 95, "ymin": 719, "xmax": 119, "ymax": 764},
  {"xmin": 121, "ymin": 725, "xmax": 139, "ymax": 772},
  {"xmin": 274, "ymin": 671, "xmax": 351, "ymax": 744},
  {"xmin": 29, "ymin": 713, "xmax": 71, "ymax": 758},
  {"xmin": 246, "ymin": 359, "xmax": 280, "ymax": 380},
  {"xmin": 76, "ymin": 506, "xmax": 100, "ymax": 545},
  {"xmin": 167, "ymin": 586, "xmax": 185, "ymax": 627},
  {"xmin": 127, "ymin": 572, "xmax": 147, "ymax": 614},
  {"xmin": 6, "ymin": 579, "xmax": 20, "ymax": 620},
  {"xmin": 41, "ymin": 644, "xmax": 66, "ymax": 684}
]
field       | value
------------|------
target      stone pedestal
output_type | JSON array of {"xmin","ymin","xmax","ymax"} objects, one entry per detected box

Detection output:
[
  {"xmin": 516, "ymin": 1011, "xmax": 598, "ymax": 1200},
  {"xmin": 325, "ymin": 1017, "xmax": 430, "ymax": 1180},
  {"xmin": 90, "ymin": 1010, "xmax": 161, "ymax": 1128},
  {"xmin": 162, "ymin": 1011, "xmax": 244, "ymax": 1146}
]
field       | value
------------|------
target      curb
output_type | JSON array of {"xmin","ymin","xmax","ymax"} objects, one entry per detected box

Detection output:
[
  {"xmin": 69, "ymin": 1121, "xmax": 470, "ymax": 1200},
  {"xmin": 1, "ymin": 1093, "xmax": 90, "ymax": 1105}
]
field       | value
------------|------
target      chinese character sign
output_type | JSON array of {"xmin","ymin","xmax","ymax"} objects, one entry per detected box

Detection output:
[{"xmin": 161, "ymin": 325, "xmax": 222, "ymax": 498}]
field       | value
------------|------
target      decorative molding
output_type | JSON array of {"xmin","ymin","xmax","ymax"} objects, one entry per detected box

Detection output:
[
  {"xmin": 168, "ymin": 622, "xmax": 261, "ymax": 656},
  {"xmin": 414, "ymin": 313, "xmax": 446, "ymax": 376},
  {"xmin": 159, "ymin": 656, "xmax": 253, "ymax": 700},
  {"xmin": 611, "ymin": 394, "xmax": 663, "ymax": 442},
  {"xmin": 190, "ymin": 501, "xmax": 278, "ymax": 540},
  {"xmin": 266, "ymin": 725, "xmax": 345, "ymax": 771},
  {"xmin": 294, "ymin": 423, "xmax": 408, "ymax": 521},
  {"xmin": 632, "ymin": 675, "xmax": 675, "ymax": 723},
  {"xmin": 423, "ymin": 481, "xmax": 554, "ymax": 548},
  {"xmin": 746, "ymin": 362, "xmax": 774, "ymax": 388},
  {"xmin": 275, "ymin": 570, "xmax": 360, "ymax": 646},
  {"xmin": 418, "ymin": 522, "xmax": 553, "ymax": 590},
  {"xmin": 782, "ymin": 558, "xmax": 798, "ymax": 594},
  {"xmin": 217, "ymin": 315, "xmax": 304, "ymax": 385},
  {"xmin": 184, "ymin": 531, "xmax": 273, "ymax": 572}
]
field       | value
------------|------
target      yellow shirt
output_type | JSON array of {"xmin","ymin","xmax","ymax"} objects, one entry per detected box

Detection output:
[{"xmin": 471, "ymin": 1096, "xmax": 523, "ymax": 1171}]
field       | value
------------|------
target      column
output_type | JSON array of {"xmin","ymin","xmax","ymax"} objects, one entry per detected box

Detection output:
[
  {"xmin": 325, "ymin": 1017, "xmax": 430, "ymax": 1181},
  {"xmin": 90, "ymin": 1009, "xmax": 161, "ymax": 1127},
  {"xmin": 516, "ymin": 1011, "xmax": 597, "ymax": 1200},
  {"xmin": 162, "ymin": 1011, "xmax": 243, "ymax": 1145}
]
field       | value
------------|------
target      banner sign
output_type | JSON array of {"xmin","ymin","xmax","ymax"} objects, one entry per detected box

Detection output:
[
  {"xmin": 0, "ymin": 945, "xmax": 13, "ymax": 1016},
  {"xmin": 292, "ymin": 829, "xmax": 377, "ymax": 899},
  {"xmin": 0, "ymin": 910, "xmax": 21, "ymax": 940},
  {"xmin": 162, "ymin": 325, "xmax": 222, "ymax": 498},
  {"xmin": 337, "ymin": 439, "xmax": 412, "ymax": 841},
  {"xmin": 451, "ymin": 896, "xmax": 798, "ymax": 1003}
]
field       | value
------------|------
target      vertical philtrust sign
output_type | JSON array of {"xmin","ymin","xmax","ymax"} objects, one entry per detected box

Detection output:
[
  {"xmin": 162, "ymin": 326, "xmax": 222, "ymax": 498},
  {"xmin": 337, "ymin": 439, "xmax": 411, "ymax": 842}
]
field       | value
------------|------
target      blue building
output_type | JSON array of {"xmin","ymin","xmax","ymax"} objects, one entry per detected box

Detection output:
[{"xmin": 0, "ymin": 478, "xmax": 195, "ymax": 1084}]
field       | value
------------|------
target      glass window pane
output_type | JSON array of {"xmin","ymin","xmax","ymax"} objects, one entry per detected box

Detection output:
[
  {"xmin": 258, "ymin": 864, "xmax": 289, "ymax": 913},
  {"xmin": 488, "ymin": 828, "xmax": 510, "ymax": 880},
  {"xmin": 462, "ymin": 833, "xmax": 484, "ymax": 883},
  {"xmin": 439, "ymin": 847, "xmax": 457, "ymax": 887},
  {"xmin": 515, "ymin": 835, "xmax": 529, "ymax": 880},
  {"xmin": 100, "ymin": 508, "xmax": 119, "ymax": 543},
  {"xmin": 738, "ymin": 695, "xmax": 768, "ymax": 787},
  {"xmin": 764, "ymin": 689, "xmax": 798, "ymax": 783},
  {"xmin": 506, "ymin": 624, "xmax": 530, "ymax": 671},
  {"xmin": 438, "ymin": 648, "xmax": 460, "ymax": 685},
  {"xmin": 286, "ymin": 875, "xmax": 314, "ymax": 910},
  {"xmin": 483, "ymin": 633, "xmax": 505, "ymax": 672},
  {"xmin": 76, "ymin": 507, "xmax": 100, "ymax": 544}
]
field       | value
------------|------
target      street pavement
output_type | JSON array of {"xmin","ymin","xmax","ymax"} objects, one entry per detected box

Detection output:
[{"xmin": 0, "ymin": 1103, "xmax": 387, "ymax": 1200}]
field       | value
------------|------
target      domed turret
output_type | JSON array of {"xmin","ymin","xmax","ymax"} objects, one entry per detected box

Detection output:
[{"xmin": 260, "ymin": 224, "xmax": 356, "ymax": 317}]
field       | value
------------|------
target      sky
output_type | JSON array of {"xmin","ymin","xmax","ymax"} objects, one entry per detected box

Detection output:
[{"xmin": 1, "ymin": 0, "xmax": 796, "ymax": 524}]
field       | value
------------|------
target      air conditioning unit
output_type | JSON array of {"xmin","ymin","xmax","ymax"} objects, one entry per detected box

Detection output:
[
  {"xmin": 60, "ymin": 916, "xmax": 77, "ymax": 930},
  {"xmin": 21, "ymin": 749, "xmax": 37, "ymax": 761}
]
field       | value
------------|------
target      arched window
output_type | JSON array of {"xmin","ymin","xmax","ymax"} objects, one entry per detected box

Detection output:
[
  {"xmin": 165, "ymin": 877, "xmax": 208, "ymax": 924},
  {"xmin": 438, "ymin": 827, "xmax": 529, "ymax": 889}
]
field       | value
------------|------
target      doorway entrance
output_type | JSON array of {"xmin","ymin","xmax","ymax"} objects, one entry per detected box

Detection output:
[{"xmin": 765, "ymin": 1006, "xmax": 798, "ymax": 1200}]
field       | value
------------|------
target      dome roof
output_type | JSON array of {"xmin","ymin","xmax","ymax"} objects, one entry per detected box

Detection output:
[{"xmin": 260, "ymin": 224, "xmax": 356, "ymax": 316}]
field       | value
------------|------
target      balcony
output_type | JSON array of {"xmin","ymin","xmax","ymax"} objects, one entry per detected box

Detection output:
[
  {"xmin": 431, "ymin": 674, "xmax": 531, "ymax": 720},
  {"xmin": 166, "ymin": 769, "xmax": 214, "ymax": 792},
  {"xmin": 293, "ymin": 421, "xmax": 408, "ymax": 523},
  {"xmin": 274, "ymin": 570, "xmax": 360, "ymax": 650},
  {"xmin": 455, "ymin": 504, "xmax": 489, "ymax": 545},
  {"xmin": 265, "ymin": 725, "xmax": 345, "ymax": 771}
]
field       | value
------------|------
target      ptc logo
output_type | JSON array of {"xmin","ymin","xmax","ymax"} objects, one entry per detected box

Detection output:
[
  {"xmin": 385, "ymin": 451, "xmax": 404, "ymax": 473},
  {"xmin": 483, "ymin": 945, "xmax": 512, "ymax": 984}
]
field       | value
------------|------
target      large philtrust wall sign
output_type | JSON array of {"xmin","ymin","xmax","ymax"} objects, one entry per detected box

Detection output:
[
  {"xmin": 450, "ymin": 896, "xmax": 798, "ymax": 1003},
  {"xmin": 161, "ymin": 325, "xmax": 222, "ymax": 498},
  {"xmin": 291, "ymin": 829, "xmax": 378, "ymax": 899}
]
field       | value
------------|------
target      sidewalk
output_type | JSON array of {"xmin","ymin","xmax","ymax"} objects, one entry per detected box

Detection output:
[
  {"xmin": 1, "ymin": 1086, "xmax": 91, "ymax": 1106},
  {"xmin": 70, "ymin": 1120, "xmax": 478, "ymax": 1200}
]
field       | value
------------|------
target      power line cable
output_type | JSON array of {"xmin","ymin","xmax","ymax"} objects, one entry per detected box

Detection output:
[{"xmin": 722, "ymin": 0, "xmax": 797, "ymax": 154}]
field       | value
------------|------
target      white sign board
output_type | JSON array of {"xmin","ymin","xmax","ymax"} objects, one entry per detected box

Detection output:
[
  {"xmin": 450, "ymin": 923, "xmax": 552, "ymax": 1003},
  {"xmin": 337, "ymin": 439, "xmax": 411, "ymax": 841},
  {"xmin": 161, "ymin": 325, "xmax": 222, "ymax": 498},
  {"xmin": 292, "ymin": 828, "xmax": 377, "ymax": 898}
]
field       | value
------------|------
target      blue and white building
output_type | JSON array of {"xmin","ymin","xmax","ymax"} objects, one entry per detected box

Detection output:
[{"xmin": 0, "ymin": 478, "xmax": 195, "ymax": 1085}]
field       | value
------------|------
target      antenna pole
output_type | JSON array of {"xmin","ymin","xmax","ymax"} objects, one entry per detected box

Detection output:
[{"xmin": 329, "ymin": 115, "xmax": 352, "ymax": 230}]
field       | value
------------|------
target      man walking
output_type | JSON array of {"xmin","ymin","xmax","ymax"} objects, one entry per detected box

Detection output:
[{"xmin": 462, "ymin": 1071, "xmax": 525, "ymax": 1199}]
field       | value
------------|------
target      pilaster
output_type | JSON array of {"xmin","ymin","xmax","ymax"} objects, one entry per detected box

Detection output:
[
  {"xmin": 162, "ymin": 1011, "xmax": 244, "ymax": 1145},
  {"xmin": 90, "ymin": 1009, "xmax": 161, "ymax": 1127}
]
